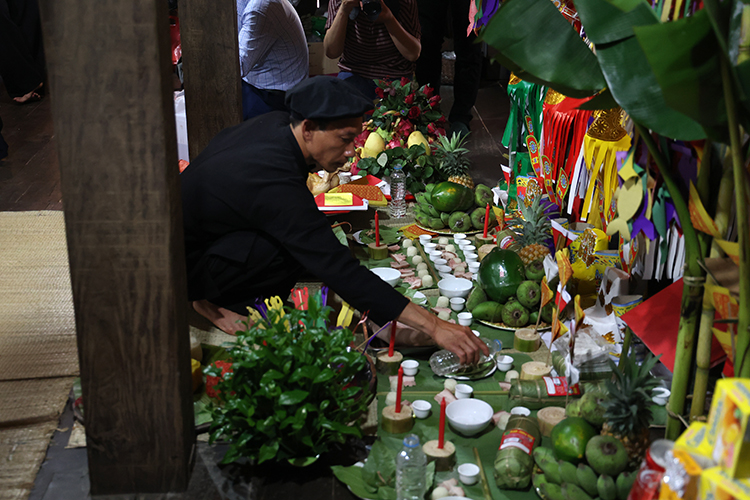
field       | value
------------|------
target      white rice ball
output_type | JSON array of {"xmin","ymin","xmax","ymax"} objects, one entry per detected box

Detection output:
[
  {"xmin": 422, "ymin": 275, "xmax": 434, "ymax": 287},
  {"xmin": 444, "ymin": 378, "xmax": 457, "ymax": 393},
  {"xmin": 416, "ymin": 262, "xmax": 428, "ymax": 271},
  {"xmin": 431, "ymin": 487, "xmax": 449, "ymax": 500},
  {"xmin": 385, "ymin": 391, "xmax": 397, "ymax": 406},
  {"xmin": 438, "ymin": 237, "xmax": 450, "ymax": 245},
  {"xmin": 406, "ymin": 246, "xmax": 418, "ymax": 257},
  {"xmin": 436, "ymin": 296, "xmax": 450, "ymax": 308},
  {"xmin": 403, "ymin": 239, "xmax": 413, "ymax": 248},
  {"xmin": 445, "ymin": 244, "xmax": 456, "ymax": 253},
  {"xmin": 505, "ymin": 370, "xmax": 519, "ymax": 382},
  {"xmin": 418, "ymin": 269, "xmax": 430, "ymax": 278},
  {"xmin": 412, "ymin": 255, "xmax": 423, "ymax": 265},
  {"xmin": 437, "ymin": 310, "xmax": 451, "ymax": 321}
]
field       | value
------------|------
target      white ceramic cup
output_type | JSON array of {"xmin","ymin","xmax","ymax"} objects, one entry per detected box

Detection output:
[
  {"xmin": 439, "ymin": 271, "xmax": 452, "ymax": 279},
  {"xmin": 464, "ymin": 252, "xmax": 478, "ymax": 262},
  {"xmin": 462, "ymin": 245, "xmax": 477, "ymax": 253},
  {"xmin": 433, "ymin": 258, "xmax": 448, "ymax": 267},
  {"xmin": 496, "ymin": 355, "xmax": 513, "ymax": 371},
  {"xmin": 458, "ymin": 463, "xmax": 480, "ymax": 485},
  {"xmin": 412, "ymin": 400, "xmax": 431, "ymax": 419},
  {"xmin": 430, "ymin": 251, "xmax": 443, "ymax": 262},
  {"xmin": 401, "ymin": 359, "xmax": 419, "ymax": 376},
  {"xmin": 419, "ymin": 235, "xmax": 432, "ymax": 244},
  {"xmin": 457, "ymin": 312, "xmax": 473, "ymax": 326},
  {"xmin": 652, "ymin": 387, "xmax": 671, "ymax": 406},
  {"xmin": 510, "ymin": 406, "xmax": 531, "ymax": 416},
  {"xmin": 450, "ymin": 297, "xmax": 465, "ymax": 311},
  {"xmin": 468, "ymin": 262, "xmax": 480, "ymax": 273},
  {"xmin": 436, "ymin": 265, "xmax": 452, "ymax": 273},
  {"xmin": 455, "ymin": 384, "xmax": 473, "ymax": 399},
  {"xmin": 453, "ymin": 234, "xmax": 467, "ymax": 243},
  {"xmin": 424, "ymin": 242, "xmax": 438, "ymax": 252}
]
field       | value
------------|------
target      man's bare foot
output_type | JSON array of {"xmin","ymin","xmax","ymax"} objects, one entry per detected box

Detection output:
[
  {"xmin": 192, "ymin": 300, "xmax": 248, "ymax": 334},
  {"xmin": 13, "ymin": 83, "xmax": 43, "ymax": 104}
]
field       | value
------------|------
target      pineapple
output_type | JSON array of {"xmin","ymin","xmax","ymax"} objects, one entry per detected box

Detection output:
[
  {"xmin": 436, "ymin": 132, "xmax": 474, "ymax": 189},
  {"xmin": 601, "ymin": 353, "xmax": 661, "ymax": 470},
  {"xmin": 509, "ymin": 196, "xmax": 552, "ymax": 265}
]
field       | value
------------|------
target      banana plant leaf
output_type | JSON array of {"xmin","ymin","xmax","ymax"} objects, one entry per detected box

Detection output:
[
  {"xmin": 478, "ymin": 0, "xmax": 605, "ymax": 98},
  {"xmin": 634, "ymin": 11, "xmax": 728, "ymax": 141},
  {"xmin": 703, "ymin": 0, "xmax": 745, "ymax": 60},
  {"xmin": 603, "ymin": 0, "xmax": 649, "ymax": 13},
  {"xmin": 577, "ymin": 89, "xmax": 619, "ymax": 110},
  {"xmin": 575, "ymin": 0, "xmax": 658, "ymax": 44},
  {"xmin": 574, "ymin": 0, "xmax": 707, "ymax": 140}
]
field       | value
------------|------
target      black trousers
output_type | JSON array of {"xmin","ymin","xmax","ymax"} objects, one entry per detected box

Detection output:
[
  {"xmin": 0, "ymin": 0, "xmax": 45, "ymax": 98},
  {"xmin": 415, "ymin": 0, "xmax": 482, "ymax": 127},
  {"xmin": 186, "ymin": 232, "xmax": 305, "ymax": 315}
]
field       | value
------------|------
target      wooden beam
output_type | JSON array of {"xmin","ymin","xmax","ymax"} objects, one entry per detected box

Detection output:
[
  {"xmin": 178, "ymin": 0, "xmax": 243, "ymax": 160},
  {"xmin": 37, "ymin": 0, "xmax": 194, "ymax": 494}
]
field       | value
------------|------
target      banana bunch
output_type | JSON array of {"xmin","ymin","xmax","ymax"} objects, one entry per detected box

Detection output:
[
  {"xmin": 531, "ymin": 447, "xmax": 636, "ymax": 500},
  {"xmin": 414, "ymin": 182, "xmax": 496, "ymax": 232}
]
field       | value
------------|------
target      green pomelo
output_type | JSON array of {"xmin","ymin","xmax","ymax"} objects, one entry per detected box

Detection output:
[
  {"xmin": 550, "ymin": 417, "xmax": 597, "ymax": 465},
  {"xmin": 585, "ymin": 436, "xmax": 628, "ymax": 477},
  {"xmin": 430, "ymin": 181, "xmax": 475, "ymax": 212},
  {"xmin": 477, "ymin": 248, "xmax": 526, "ymax": 303}
]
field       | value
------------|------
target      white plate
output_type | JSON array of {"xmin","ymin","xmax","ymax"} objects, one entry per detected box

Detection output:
[
  {"xmin": 444, "ymin": 362, "xmax": 497, "ymax": 381},
  {"xmin": 353, "ymin": 230, "xmax": 401, "ymax": 246}
]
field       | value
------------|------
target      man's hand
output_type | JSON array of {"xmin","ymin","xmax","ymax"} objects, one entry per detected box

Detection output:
[
  {"xmin": 430, "ymin": 321, "xmax": 489, "ymax": 365},
  {"xmin": 374, "ymin": 0, "xmax": 394, "ymax": 24},
  {"xmin": 396, "ymin": 301, "xmax": 489, "ymax": 364},
  {"xmin": 340, "ymin": 0, "xmax": 359, "ymax": 15}
]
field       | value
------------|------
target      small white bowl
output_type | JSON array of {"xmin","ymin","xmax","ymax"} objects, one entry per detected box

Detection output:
[
  {"xmin": 419, "ymin": 235, "xmax": 432, "ymax": 244},
  {"xmin": 457, "ymin": 312, "xmax": 473, "ymax": 326},
  {"xmin": 439, "ymin": 271, "xmax": 452, "ymax": 279},
  {"xmin": 424, "ymin": 242, "xmax": 438, "ymax": 252},
  {"xmin": 430, "ymin": 251, "xmax": 443, "ymax": 262},
  {"xmin": 458, "ymin": 463, "xmax": 480, "ymax": 485},
  {"xmin": 496, "ymin": 355, "xmax": 513, "ymax": 371},
  {"xmin": 446, "ymin": 399, "xmax": 493, "ymax": 436},
  {"xmin": 450, "ymin": 297, "xmax": 465, "ymax": 312},
  {"xmin": 436, "ymin": 265, "xmax": 452, "ymax": 273},
  {"xmin": 455, "ymin": 383, "xmax": 473, "ymax": 399},
  {"xmin": 438, "ymin": 277, "xmax": 473, "ymax": 298},
  {"xmin": 453, "ymin": 234, "xmax": 468, "ymax": 243},
  {"xmin": 412, "ymin": 400, "xmax": 431, "ymax": 419},
  {"xmin": 510, "ymin": 406, "xmax": 531, "ymax": 416},
  {"xmin": 434, "ymin": 258, "xmax": 448, "ymax": 267},
  {"xmin": 370, "ymin": 267, "xmax": 400, "ymax": 286},
  {"xmin": 464, "ymin": 252, "xmax": 478, "ymax": 262},
  {"xmin": 401, "ymin": 359, "xmax": 419, "ymax": 376},
  {"xmin": 468, "ymin": 262, "xmax": 480, "ymax": 273},
  {"xmin": 652, "ymin": 387, "xmax": 671, "ymax": 406},
  {"xmin": 462, "ymin": 245, "xmax": 477, "ymax": 253}
]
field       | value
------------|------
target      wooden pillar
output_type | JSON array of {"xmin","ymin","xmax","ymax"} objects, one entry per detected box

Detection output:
[
  {"xmin": 38, "ymin": 0, "xmax": 194, "ymax": 494},
  {"xmin": 178, "ymin": 0, "xmax": 243, "ymax": 160}
]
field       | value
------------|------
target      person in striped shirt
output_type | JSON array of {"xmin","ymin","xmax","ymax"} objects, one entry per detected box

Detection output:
[
  {"xmin": 237, "ymin": 0, "xmax": 309, "ymax": 120},
  {"xmin": 324, "ymin": 0, "xmax": 421, "ymax": 99}
]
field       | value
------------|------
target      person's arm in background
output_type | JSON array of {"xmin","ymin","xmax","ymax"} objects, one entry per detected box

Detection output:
[
  {"xmin": 238, "ymin": 3, "xmax": 274, "ymax": 77},
  {"xmin": 377, "ymin": 1, "xmax": 421, "ymax": 61},
  {"xmin": 324, "ymin": 0, "xmax": 359, "ymax": 59}
]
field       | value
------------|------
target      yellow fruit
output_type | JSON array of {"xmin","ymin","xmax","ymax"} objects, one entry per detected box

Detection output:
[
  {"xmin": 407, "ymin": 131, "xmax": 431, "ymax": 155},
  {"xmin": 362, "ymin": 132, "xmax": 385, "ymax": 158},
  {"xmin": 191, "ymin": 359, "xmax": 203, "ymax": 393}
]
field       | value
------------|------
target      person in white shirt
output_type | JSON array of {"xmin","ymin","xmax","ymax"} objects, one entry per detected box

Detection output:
[{"xmin": 237, "ymin": 0, "xmax": 309, "ymax": 120}]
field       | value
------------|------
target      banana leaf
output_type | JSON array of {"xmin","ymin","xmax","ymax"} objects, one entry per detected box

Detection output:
[
  {"xmin": 479, "ymin": 0, "xmax": 605, "ymax": 98},
  {"xmin": 574, "ymin": 0, "xmax": 707, "ymax": 140},
  {"xmin": 634, "ymin": 11, "xmax": 728, "ymax": 141},
  {"xmin": 703, "ymin": 0, "xmax": 745, "ymax": 60},
  {"xmin": 603, "ymin": 0, "xmax": 650, "ymax": 13},
  {"xmin": 575, "ymin": 0, "xmax": 658, "ymax": 44},
  {"xmin": 577, "ymin": 89, "xmax": 619, "ymax": 110}
]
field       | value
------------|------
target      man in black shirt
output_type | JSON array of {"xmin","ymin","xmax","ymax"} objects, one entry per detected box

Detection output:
[{"xmin": 181, "ymin": 76, "xmax": 486, "ymax": 364}]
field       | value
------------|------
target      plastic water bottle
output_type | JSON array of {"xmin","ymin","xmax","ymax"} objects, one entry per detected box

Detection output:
[
  {"xmin": 429, "ymin": 338, "xmax": 502, "ymax": 376},
  {"xmin": 396, "ymin": 434, "xmax": 427, "ymax": 500},
  {"xmin": 390, "ymin": 164, "xmax": 407, "ymax": 218}
]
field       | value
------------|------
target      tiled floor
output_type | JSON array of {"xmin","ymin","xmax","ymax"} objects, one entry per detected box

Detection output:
[{"xmin": 3, "ymin": 75, "xmax": 511, "ymax": 498}]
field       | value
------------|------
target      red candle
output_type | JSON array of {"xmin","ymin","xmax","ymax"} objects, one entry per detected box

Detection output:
[
  {"xmin": 395, "ymin": 366, "xmax": 403, "ymax": 413},
  {"xmin": 388, "ymin": 319, "xmax": 396, "ymax": 357},
  {"xmin": 375, "ymin": 211, "xmax": 380, "ymax": 247},
  {"xmin": 438, "ymin": 397, "xmax": 446, "ymax": 448},
  {"xmin": 483, "ymin": 203, "xmax": 491, "ymax": 238}
]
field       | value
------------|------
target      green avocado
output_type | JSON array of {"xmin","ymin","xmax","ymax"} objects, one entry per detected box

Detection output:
[
  {"xmin": 477, "ymin": 248, "xmax": 526, "ymax": 303},
  {"xmin": 430, "ymin": 181, "xmax": 475, "ymax": 213}
]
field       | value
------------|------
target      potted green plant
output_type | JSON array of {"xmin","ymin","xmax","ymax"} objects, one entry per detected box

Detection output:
[{"xmin": 206, "ymin": 293, "xmax": 375, "ymax": 465}]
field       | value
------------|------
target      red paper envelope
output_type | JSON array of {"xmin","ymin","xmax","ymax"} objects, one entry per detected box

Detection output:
[{"xmin": 621, "ymin": 279, "xmax": 725, "ymax": 373}]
